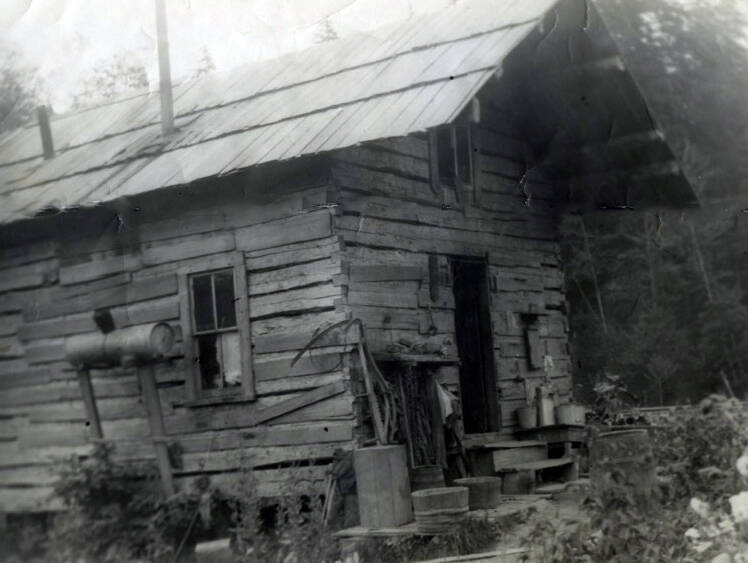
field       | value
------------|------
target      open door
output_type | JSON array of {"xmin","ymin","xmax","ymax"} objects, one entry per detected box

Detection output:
[{"xmin": 451, "ymin": 258, "xmax": 499, "ymax": 434}]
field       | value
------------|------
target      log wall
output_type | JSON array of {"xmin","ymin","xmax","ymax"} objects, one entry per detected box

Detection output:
[
  {"xmin": 332, "ymin": 125, "xmax": 572, "ymax": 438},
  {"xmin": 0, "ymin": 169, "xmax": 356, "ymax": 512}
]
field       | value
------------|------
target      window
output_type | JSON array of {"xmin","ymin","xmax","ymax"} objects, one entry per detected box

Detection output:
[
  {"xmin": 430, "ymin": 124, "xmax": 474, "ymax": 195},
  {"xmin": 179, "ymin": 252, "xmax": 254, "ymax": 402}
]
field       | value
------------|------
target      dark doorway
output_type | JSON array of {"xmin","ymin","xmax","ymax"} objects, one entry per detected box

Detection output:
[{"xmin": 452, "ymin": 258, "xmax": 499, "ymax": 434}]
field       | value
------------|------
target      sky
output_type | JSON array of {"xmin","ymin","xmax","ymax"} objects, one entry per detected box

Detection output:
[{"xmin": 0, "ymin": 0, "xmax": 455, "ymax": 112}]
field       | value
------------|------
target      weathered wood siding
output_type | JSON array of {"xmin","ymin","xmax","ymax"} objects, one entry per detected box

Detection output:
[
  {"xmin": 0, "ymin": 170, "xmax": 356, "ymax": 512},
  {"xmin": 332, "ymin": 126, "xmax": 571, "ymax": 437}
]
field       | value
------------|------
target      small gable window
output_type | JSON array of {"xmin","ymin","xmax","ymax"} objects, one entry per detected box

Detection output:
[
  {"xmin": 431, "ymin": 125, "xmax": 474, "ymax": 193},
  {"xmin": 179, "ymin": 252, "xmax": 254, "ymax": 403}
]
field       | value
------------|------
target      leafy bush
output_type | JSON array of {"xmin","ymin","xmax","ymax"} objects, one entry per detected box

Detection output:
[
  {"xmin": 229, "ymin": 462, "xmax": 340, "ymax": 563},
  {"xmin": 522, "ymin": 395, "xmax": 748, "ymax": 562},
  {"xmin": 48, "ymin": 443, "xmax": 220, "ymax": 562},
  {"xmin": 357, "ymin": 515, "xmax": 505, "ymax": 563}
]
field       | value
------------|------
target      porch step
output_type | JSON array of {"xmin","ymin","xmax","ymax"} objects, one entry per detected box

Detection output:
[
  {"xmin": 494, "ymin": 456, "xmax": 574, "ymax": 473},
  {"xmin": 466, "ymin": 439, "xmax": 549, "ymax": 477}
]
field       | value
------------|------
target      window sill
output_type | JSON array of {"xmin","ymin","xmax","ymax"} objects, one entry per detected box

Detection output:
[{"xmin": 177, "ymin": 393, "xmax": 256, "ymax": 408}]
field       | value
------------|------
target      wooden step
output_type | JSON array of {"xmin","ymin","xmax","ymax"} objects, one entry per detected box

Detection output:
[
  {"xmin": 490, "ymin": 442, "xmax": 548, "ymax": 467},
  {"xmin": 462, "ymin": 433, "xmax": 548, "ymax": 450},
  {"xmin": 494, "ymin": 456, "xmax": 574, "ymax": 473}
]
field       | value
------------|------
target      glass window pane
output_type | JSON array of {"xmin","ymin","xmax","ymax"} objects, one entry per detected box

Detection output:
[
  {"xmin": 191, "ymin": 274, "xmax": 215, "ymax": 332},
  {"xmin": 196, "ymin": 334, "xmax": 220, "ymax": 389},
  {"xmin": 214, "ymin": 270, "xmax": 237, "ymax": 329},
  {"xmin": 436, "ymin": 127, "xmax": 455, "ymax": 186},
  {"xmin": 455, "ymin": 126, "xmax": 472, "ymax": 185},
  {"xmin": 219, "ymin": 332, "xmax": 242, "ymax": 387}
]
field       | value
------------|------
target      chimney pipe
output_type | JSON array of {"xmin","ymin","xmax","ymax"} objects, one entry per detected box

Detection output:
[
  {"xmin": 155, "ymin": 0, "xmax": 175, "ymax": 136},
  {"xmin": 36, "ymin": 106, "xmax": 54, "ymax": 159}
]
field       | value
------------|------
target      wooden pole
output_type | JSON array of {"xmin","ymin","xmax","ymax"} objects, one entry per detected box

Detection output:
[
  {"xmin": 76, "ymin": 369, "xmax": 103, "ymax": 440},
  {"xmin": 580, "ymin": 216, "xmax": 608, "ymax": 334},
  {"xmin": 154, "ymin": 0, "xmax": 175, "ymax": 136},
  {"xmin": 137, "ymin": 363, "xmax": 175, "ymax": 497}
]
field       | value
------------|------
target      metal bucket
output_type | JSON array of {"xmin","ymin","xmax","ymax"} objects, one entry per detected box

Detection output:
[
  {"xmin": 555, "ymin": 404, "xmax": 586, "ymax": 425},
  {"xmin": 537, "ymin": 398, "xmax": 556, "ymax": 426},
  {"xmin": 517, "ymin": 407, "xmax": 537, "ymax": 429}
]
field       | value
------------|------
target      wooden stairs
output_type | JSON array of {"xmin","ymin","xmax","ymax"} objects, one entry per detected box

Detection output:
[{"xmin": 462, "ymin": 434, "xmax": 579, "ymax": 494}]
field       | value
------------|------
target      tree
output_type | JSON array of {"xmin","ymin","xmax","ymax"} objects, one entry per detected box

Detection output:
[
  {"xmin": 314, "ymin": 18, "xmax": 338, "ymax": 44},
  {"xmin": 72, "ymin": 52, "xmax": 149, "ymax": 108},
  {"xmin": 0, "ymin": 51, "xmax": 39, "ymax": 133},
  {"xmin": 193, "ymin": 46, "xmax": 215, "ymax": 79}
]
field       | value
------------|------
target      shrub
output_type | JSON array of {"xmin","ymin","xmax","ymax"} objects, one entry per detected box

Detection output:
[
  {"xmin": 357, "ymin": 515, "xmax": 505, "ymax": 563},
  {"xmin": 48, "ymin": 443, "xmax": 220, "ymax": 562},
  {"xmin": 522, "ymin": 395, "xmax": 748, "ymax": 562}
]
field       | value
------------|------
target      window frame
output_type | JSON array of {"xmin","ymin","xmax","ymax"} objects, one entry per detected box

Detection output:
[
  {"xmin": 429, "ymin": 123, "xmax": 476, "ymax": 205},
  {"xmin": 178, "ymin": 251, "xmax": 255, "ymax": 403}
]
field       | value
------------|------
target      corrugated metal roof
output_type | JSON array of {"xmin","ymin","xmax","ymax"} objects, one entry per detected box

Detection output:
[{"xmin": 0, "ymin": 0, "xmax": 558, "ymax": 224}]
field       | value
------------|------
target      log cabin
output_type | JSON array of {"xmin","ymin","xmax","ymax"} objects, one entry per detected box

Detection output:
[{"xmin": 0, "ymin": 0, "xmax": 697, "ymax": 516}]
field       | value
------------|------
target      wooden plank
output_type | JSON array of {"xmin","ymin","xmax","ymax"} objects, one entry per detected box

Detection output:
[
  {"xmin": 248, "ymin": 380, "xmax": 348, "ymax": 426},
  {"xmin": 178, "ymin": 443, "xmax": 344, "ymax": 473},
  {"xmin": 0, "ymin": 442, "xmax": 92, "ymax": 469},
  {"xmin": 337, "ymin": 145, "xmax": 431, "ymax": 180},
  {"xmin": 141, "ymin": 231, "xmax": 235, "ymax": 266},
  {"xmin": 0, "ymin": 368, "xmax": 52, "ymax": 389},
  {"xmin": 494, "ymin": 456, "xmax": 574, "ymax": 472},
  {"xmin": 19, "ymin": 421, "xmax": 89, "ymax": 449},
  {"xmin": 174, "ymin": 421, "xmax": 354, "ymax": 454},
  {"xmin": 250, "ymin": 258, "xmax": 341, "ymax": 296},
  {"xmin": 349, "ymin": 265, "xmax": 425, "ymax": 283},
  {"xmin": 333, "ymin": 162, "xmax": 437, "ymax": 205},
  {"xmin": 234, "ymin": 209, "xmax": 333, "ymax": 253},
  {"xmin": 250, "ymin": 283, "xmax": 341, "ymax": 318},
  {"xmin": 368, "ymin": 135, "xmax": 429, "ymax": 160},
  {"xmin": 352, "ymin": 306, "xmax": 419, "ymax": 331},
  {"xmin": 0, "ymin": 486, "xmax": 61, "ymax": 513},
  {"xmin": 254, "ymin": 352, "xmax": 343, "ymax": 382},
  {"xmin": 0, "ymin": 368, "xmax": 51, "ymax": 389},
  {"xmin": 0, "ymin": 337, "xmax": 24, "ymax": 359},
  {"xmin": 347, "ymin": 289, "xmax": 418, "ymax": 309},
  {"xmin": 0, "ymin": 259, "xmax": 58, "ymax": 292},
  {"xmin": 235, "ymin": 253, "xmax": 255, "ymax": 400},
  {"xmin": 25, "ymin": 273, "xmax": 178, "ymax": 322},
  {"xmin": 59, "ymin": 254, "xmax": 141, "ymax": 286},
  {"xmin": 24, "ymin": 341, "xmax": 66, "ymax": 365},
  {"xmin": 245, "ymin": 236, "xmax": 342, "ymax": 272},
  {"xmin": 28, "ymin": 396, "xmax": 148, "ymax": 423},
  {"xmin": 175, "ymin": 465, "xmax": 328, "ymax": 498},
  {"xmin": 0, "ymin": 376, "xmax": 139, "ymax": 408},
  {"xmin": 257, "ymin": 372, "xmax": 343, "ymax": 395},
  {"xmin": 167, "ymin": 381, "xmax": 347, "ymax": 434},
  {"xmin": 0, "ymin": 314, "xmax": 21, "ymax": 337},
  {"xmin": 17, "ymin": 299, "xmax": 179, "ymax": 342},
  {"xmin": 253, "ymin": 326, "xmax": 359, "ymax": 355},
  {"xmin": 0, "ymin": 240, "xmax": 56, "ymax": 271},
  {"xmin": 56, "ymin": 272, "xmax": 131, "ymax": 300},
  {"xmin": 18, "ymin": 314, "xmax": 97, "ymax": 342},
  {"xmin": 0, "ymin": 465, "xmax": 59, "ymax": 487}
]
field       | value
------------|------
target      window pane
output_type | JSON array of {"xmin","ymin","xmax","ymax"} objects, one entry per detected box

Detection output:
[
  {"xmin": 219, "ymin": 332, "xmax": 242, "ymax": 387},
  {"xmin": 455, "ymin": 126, "xmax": 472, "ymax": 185},
  {"xmin": 196, "ymin": 334, "xmax": 220, "ymax": 389},
  {"xmin": 436, "ymin": 127, "xmax": 455, "ymax": 186},
  {"xmin": 191, "ymin": 274, "xmax": 215, "ymax": 332},
  {"xmin": 214, "ymin": 270, "xmax": 237, "ymax": 329}
]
